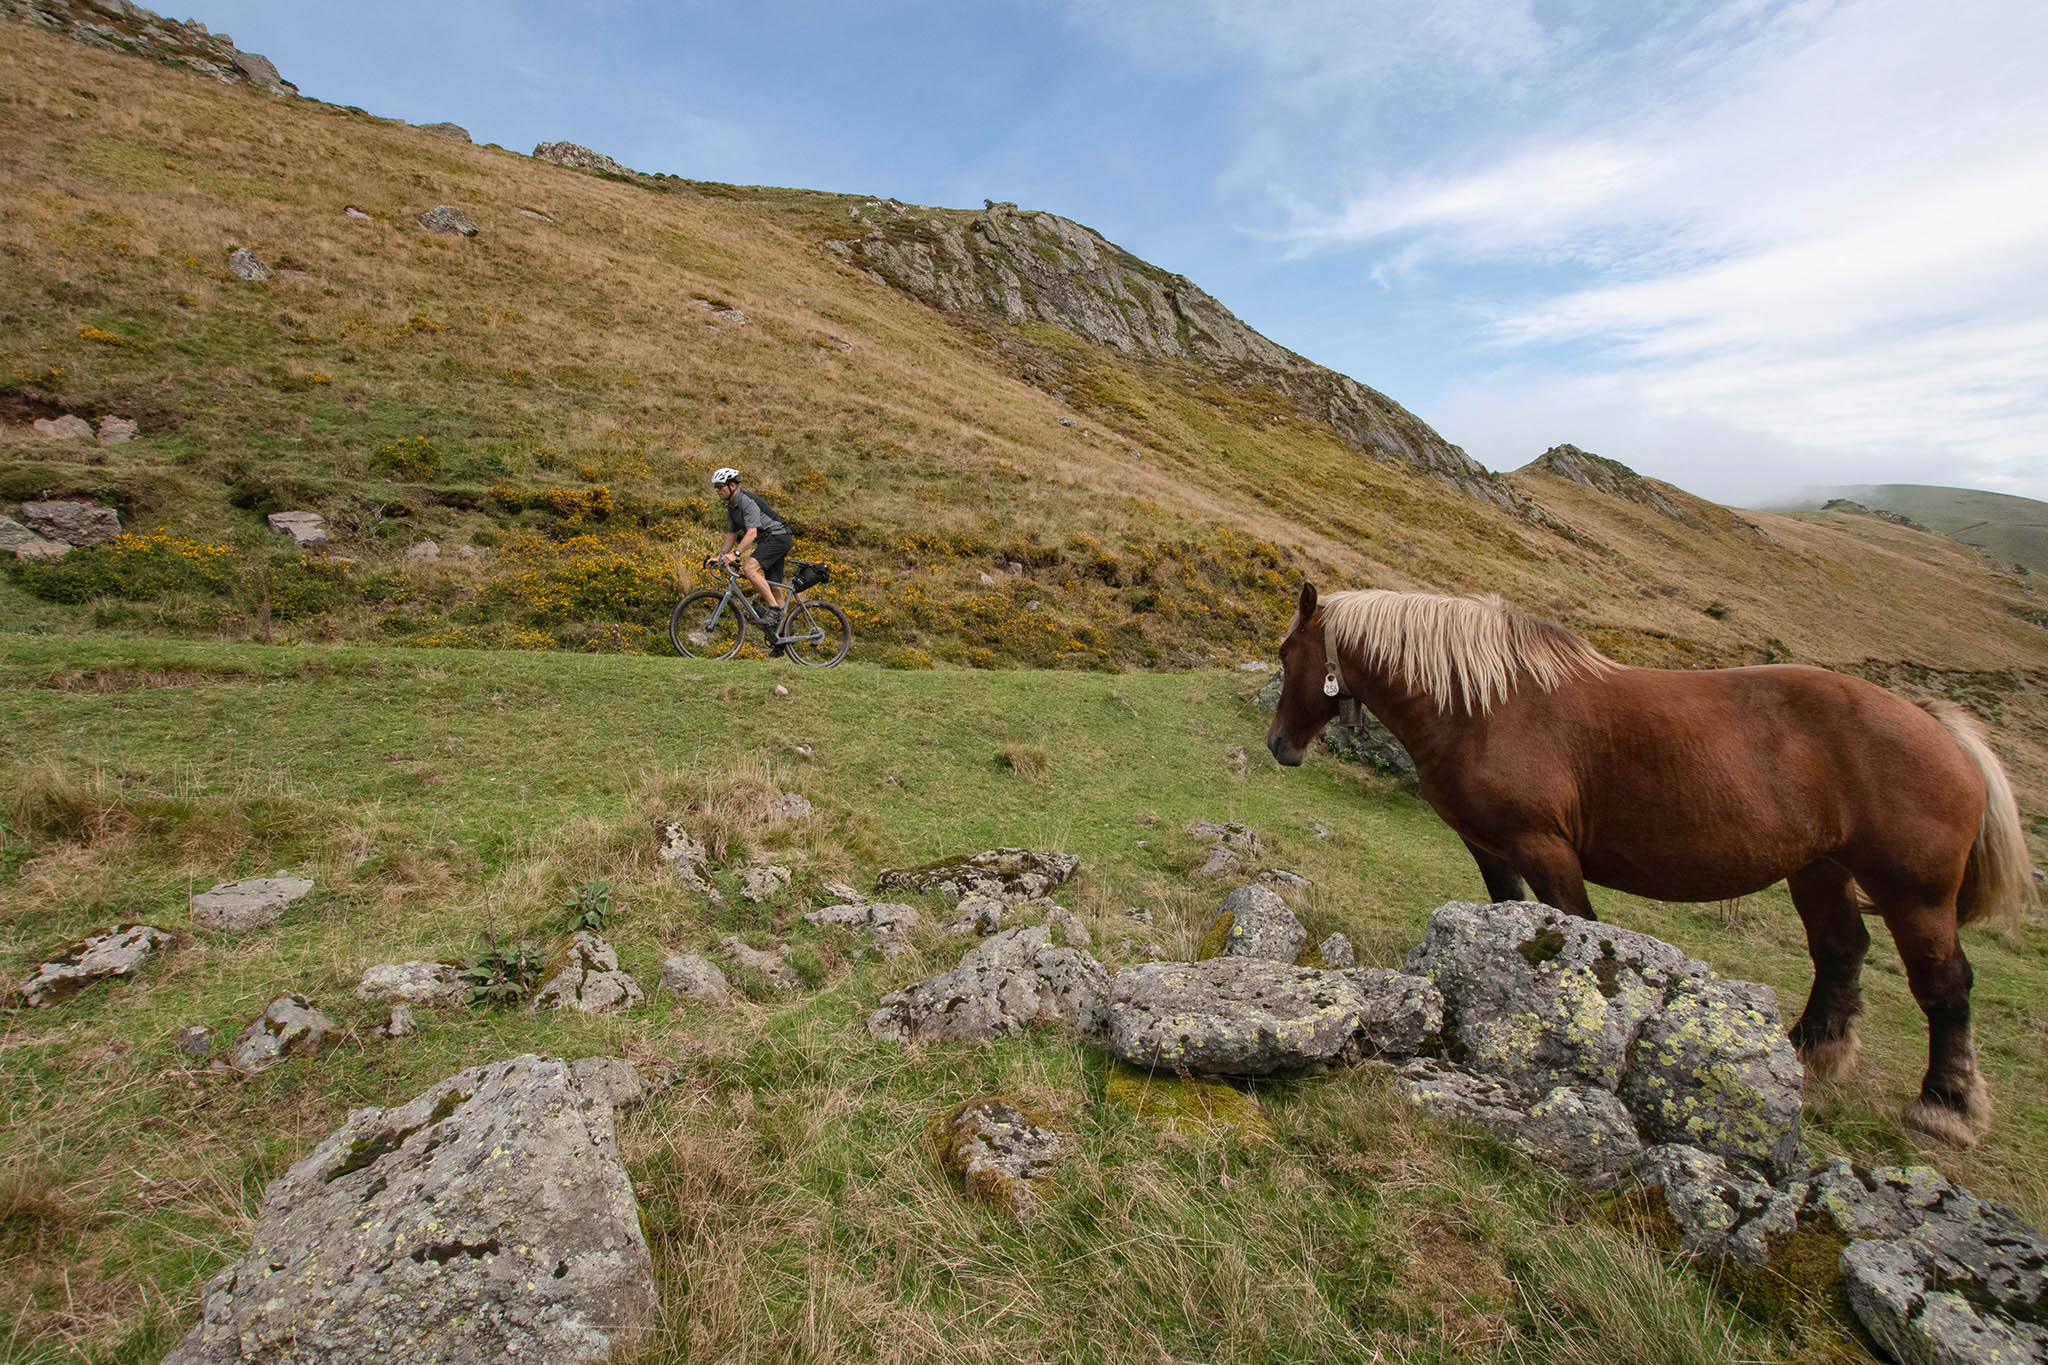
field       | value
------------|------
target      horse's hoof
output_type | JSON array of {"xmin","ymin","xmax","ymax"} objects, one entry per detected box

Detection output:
[
  {"xmin": 1902, "ymin": 1098, "xmax": 1979, "ymax": 1148},
  {"xmin": 1795, "ymin": 1029, "xmax": 1862, "ymax": 1081}
]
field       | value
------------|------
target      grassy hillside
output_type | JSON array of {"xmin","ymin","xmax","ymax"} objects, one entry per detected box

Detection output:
[
  {"xmin": 1794, "ymin": 485, "xmax": 2048, "ymax": 578},
  {"xmin": 5, "ymin": 636, "xmax": 2048, "ymax": 1364}
]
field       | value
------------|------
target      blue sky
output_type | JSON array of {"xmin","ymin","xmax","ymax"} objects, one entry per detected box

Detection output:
[{"xmin": 195, "ymin": 1, "xmax": 2048, "ymax": 506}]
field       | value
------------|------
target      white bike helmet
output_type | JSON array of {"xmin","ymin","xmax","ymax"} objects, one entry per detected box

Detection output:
[{"xmin": 711, "ymin": 466, "xmax": 740, "ymax": 487}]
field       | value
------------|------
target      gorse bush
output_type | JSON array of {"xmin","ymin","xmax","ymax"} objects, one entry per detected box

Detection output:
[
  {"xmin": 13, "ymin": 530, "xmax": 237, "ymax": 603},
  {"xmin": 490, "ymin": 534, "xmax": 678, "ymax": 624},
  {"xmin": 370, "ymin": 436, "xmax": 442, "ymax": 480},
  {"xmin": 262, "ymin": 558, "xmax": 354, "ymax": 619}
]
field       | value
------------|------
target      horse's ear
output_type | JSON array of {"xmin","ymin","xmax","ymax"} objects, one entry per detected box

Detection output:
[{"xmin": 1298, "ymin": 580, "xmax": 1318, "ymax": 621}]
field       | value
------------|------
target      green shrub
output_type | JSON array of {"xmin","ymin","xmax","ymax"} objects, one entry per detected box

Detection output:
[
  {"xmin": 370, "ymin": 436, "xmax": 443, "ymax": 480},
  {"xmin": 13, "ymin": 530, "xmax": 237, "ymax": 603},
  {"xmin": 262, "ymin": 558, "xmax": 353, "ymax": 619}
]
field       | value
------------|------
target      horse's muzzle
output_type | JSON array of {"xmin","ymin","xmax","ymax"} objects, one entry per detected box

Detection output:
[{"xmin": 1266, "ymin": 730, "xmax": 1304, "ymax": 767}]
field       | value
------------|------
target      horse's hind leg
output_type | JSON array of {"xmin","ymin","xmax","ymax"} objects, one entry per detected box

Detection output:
[
  {"xmin": 1505, "ymin": 836, "xmax": 1597, "ymax": 920},
  {"xmin": 1786, "ymin": 861, "xmax": 1869, "ymax": 1080},
  {"xmin": 1882, "ymin": 908, "xmax": 1988, "ymax": 1147},
  {"xmin": 1462, "ymin": 839, "xmax": 1529, "ymax": 904}
]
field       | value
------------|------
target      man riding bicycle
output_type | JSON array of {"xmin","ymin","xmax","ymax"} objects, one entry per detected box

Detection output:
[{"xmin": 707, "ymin": 466, "xmax": 793, "ymax": 644}]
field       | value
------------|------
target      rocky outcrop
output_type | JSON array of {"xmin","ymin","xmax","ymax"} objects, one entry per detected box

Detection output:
[
  {"xmin": 530, "ymin": 933, "xmax": 642, "ymax": 1013},
  {"xmin": 719, "ymin": 935, "xmax": 800, "ymax": 991},
  {"xmin": 21, "ymin": 499, "xmax": 120, "ymax": 547},
  {"xmin": 739, "ymin": 863, "xmax": 791, "ymax": 903},
  {"xmin": 653, "ymin": 820, "xmax": 722, "ymax": 904},
  {"xmin": 160, "ymin": 1055, "xmax": 657, "ymax": 1364},
  {"xmin": 876, "ymin": 848, "xmax": 1079, "ymax": 903},
  {"xmin": 1394, "ymin": 1058, "xmax": 1642, "ymax": 1186},
  {"xmin": 1822, "ymin": 498, "xmax": 1935, "ymax": 533},
  {"xmin": 803, "ymin": 901, "xmax": 919, "ymax": 957},
  {"xmin": 0, "ymin": 0, "xmax": 297, "ymax": 94},
  {"xmin": 1108, "ymin": 958, "xmax": 1441, "ymax": 1077},
  {"xmin": 868, "ymin": 926, "xmax": 1108, "ymax": 1043},
  {"xmin": 1403, "ymin": 901, "xmax": 1804, "ymax": 1177},
  {"xmin": 1519, "ymin": 444, "xmax": 1699, "ymax": 527},
  {"xmin": 927, "ymin": 1097, "xmax": 1063, "ymax": 1220},
  {"xmin": 417, "ymin": 205, "xmax": 478, "ymax": 237},
  {"xmin": 0, "ymin": 515, "xmax": 68, "ymax": 560},
  {"xmin": 825, "ymin": 200, "xmax": 1552, "ymax": 525},
  {"xmin": 226, "ymin": 246, "xmax": 268, "ymax": 281},
  {"xmin": 533, "ymin": 141, "xmax": 631, "ymax": 175},
  {"xmin": 31, "ymin": 414, "xmax": 91, "ymax": 440},
  {"xmin": 265, "ymin": 510, "xmax": 328, "ymax": 549},
  {"xmin": 17, "ymin": 923, "xmax": 171, "ymax": 1007},
  {"xmin": 189, "ymin": 875, "xmax": 313, "ymax": 932},
  {"xmin": 416, "ymin": 121, "xmax": 469, "ymax": 142}
]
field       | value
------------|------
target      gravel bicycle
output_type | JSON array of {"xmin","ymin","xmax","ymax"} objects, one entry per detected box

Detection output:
[{"xmin": 668, "ymin": 561, "xmax": 852, "ymax": 666}]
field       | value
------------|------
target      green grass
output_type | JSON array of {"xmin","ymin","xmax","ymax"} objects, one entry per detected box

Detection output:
[
  {"xmin": 2, "ymin": 634, "xmax": 2043, "ymax": 1361},
  {"xmin": 1795, "ymin": 484, "xmax": 2048, "ymax": 577}
]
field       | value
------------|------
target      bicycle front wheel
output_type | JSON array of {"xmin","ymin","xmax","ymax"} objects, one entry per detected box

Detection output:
[
  {"xmin": 783, "ymin": 600, "xmax": 851, "ymax": 667},
  {"xmin": 669, "ymin": 590, "xmax": 745, "ymax": 659}
]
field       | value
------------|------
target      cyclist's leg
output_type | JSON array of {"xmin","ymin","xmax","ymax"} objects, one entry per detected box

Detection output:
[
  {"xmin": 753, "ymin": 535, "xmax": 792, "ymax": 611},
  {"xmin": 740, "ymin": 554, "xmax": 778, "ymax": 611}
]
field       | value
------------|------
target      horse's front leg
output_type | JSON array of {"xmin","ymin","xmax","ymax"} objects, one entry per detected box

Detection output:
[
  {"xmin": 1505, "ymin": 835, "xmax": 1597, "ymax": 920},
  {"xmin": 1461, "ymin": 838, "xmax": 1529, "ymax": 904}
]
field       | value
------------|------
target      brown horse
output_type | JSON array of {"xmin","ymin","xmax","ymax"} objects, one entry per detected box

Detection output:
[{"xmin": 1267, "ymin": 582, "xmax": 2034, "ymax": 1147}]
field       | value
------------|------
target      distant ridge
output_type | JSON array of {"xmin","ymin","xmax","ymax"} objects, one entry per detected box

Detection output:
[{"xmin": 1794, "ymin": 485, "xmax": 2048, "ymax": 576}]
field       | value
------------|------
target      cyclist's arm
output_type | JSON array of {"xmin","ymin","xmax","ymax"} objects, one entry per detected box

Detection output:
[{"xmin": 732, "ymin": 526, "xmax": 759, "ymax": 561}]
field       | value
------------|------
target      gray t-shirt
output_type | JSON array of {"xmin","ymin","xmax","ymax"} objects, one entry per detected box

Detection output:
[{"xmin": 725, "ymin": 490, "xmax": 788, "ymax": 538}]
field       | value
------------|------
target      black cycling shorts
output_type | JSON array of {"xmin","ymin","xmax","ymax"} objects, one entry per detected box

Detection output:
[{"xmin": 752, "ymin": 531, "xmax": 793, "ymax": 586}]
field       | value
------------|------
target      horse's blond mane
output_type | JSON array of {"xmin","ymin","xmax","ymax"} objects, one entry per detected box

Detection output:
[{"xmin": 1311, "ymin": 590, "xmax": 1616, "ymax": 715}]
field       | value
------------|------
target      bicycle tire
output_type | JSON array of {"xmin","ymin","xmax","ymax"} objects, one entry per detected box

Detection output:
[
  {"xmin": 784, "ymin": 599, "xmax": 851, "ymax": 667},
  {"xmin": 669, "ymin": 590, "xmax": 745, "ymax": 659}
]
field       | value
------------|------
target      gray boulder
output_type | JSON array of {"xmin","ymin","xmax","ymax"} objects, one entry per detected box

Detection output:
[
  {"xmin": 1625, "ymin": 1144, "xmax": 1803, "ymax": 1266},
  {"xmin": 1314, "ymin": 933, "xmax": 1356, "ymax": 969},
  {"xmin": 190, "ymin": 875, "xmax": 313, "ymax": 932},
  {"xmin": 1108, "ymin": 958, "xmax": 1441, "ymax": 1077},
  {"xmin": 176, "ymin": 1025, "xmax": 211, "ymax": 1058},
  {"xmin": 533, "ymin": 141, "xmax": 631, "ymax": 174},
  {"xmin": 719, "ymin": 936, "xmax": 800, "ymax": 991},
  {"xmin": 531, "ymin": 933, "xmax": 642, "ymax": 1013},
  {"xmin": 868, "ymin": 926, "xmax": 1108, "ymax": 1044},
  {"xmin": 21, "ymin": 499, "xmax": 121, "ymax": 546},
  {"xmin": 1199, "ymin": 883, "xmax": 1306, "ymax": 962},
  {"xmin": 31, "ymin": 414, "xmax": 92, "ymax": 440},
  {"xmin": 0, "ymin": 516, "xmax": 46, "ymax": 552},
  {"xmin": 384, "ymin": 1004, "xmax": 417, "ymax": 1038},
  {"xmin": 18, "ymin": 923, "xmax": 171, "ymax": 1007},
  {"xmin": 96, "ymin": 415, "xmax": 138, "ymax": 445},
  {"xmin": 217, "ymin": 993, "xmax": 335, "ymax": 1074},
  {"xmin": 226, "ymin": 246, "xmax": 269, "ymax": 281},
  {"xmin": 929, "ymin": 1097, "xmax": 1063, "ymax": 1220},
  {"xmin": 403, "ymin": 539, "xmax": 439, "ymax": 562},
  {"xmin": 1394, "ymin": 1058, "xmax": 1642, "ymax": 1187},
  {"xmin": 159, "ymin": 1055, "xmax": 656, "ymax": 1364},
  {"xmin": 657, "ymin": 954, "xmax": 729, "ymax": 1003},
  {"xmin": 876, "ymin": 848, "xmax": 1079, "ymax": 903},
  {"xmin": 1258, "ymin": 868, "xmax": 1313, "ymax": 891},
  {"xmin": 1190, "ymin": 821, "xmax": 1261, "ymax": 854},
  {"xmin": 417, "ymin": 205, "xmax": 479, "ymax": 236},
  {"xmin": 653, "ymin": 820, "xmax": 722, "ymax": 905},
  {"xmin": 1404, "ymin": 901, "xmax": 1803, "ymax": 1177},
  {"xmin": 266, "ymin": 510, "xmax": 328, "ymax": 548},
  {"xmin": 1196, "ymin": 846, "xmax": 1244, "ymax": 879},
  {"xmin": 1843, "ymin": 1207, "xmax": 2048, "ymax": 1365},
  {"xmin": 941, "ymin": 892, "xmax": 1006, "ymax": 936},
  {"xmin": 355, "ymin": 960, "xmax": 464, "ymax": 1008},
  {"xmin": 803, "ymin": 901, "xmax": 919, "ymax": 957}
]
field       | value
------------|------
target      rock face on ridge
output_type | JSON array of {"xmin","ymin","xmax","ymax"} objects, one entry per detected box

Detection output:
[
  {"xmin": 826, "ymin": 200, "xmax": 1552, "ymax": 525},
  {"xmin": 534, "ymin": 141, "xmax": 631, "ymax": 175},
  {"xmin": 161, "ymin": 1054, "xmax": 657, "ymax": 1364},
  {"xmin": 1518, "ymin": 444, "xmax": 1699, "ymax": 527},
  {"xmin": 0, "ymin": 0, "xmax": 296, "ymax": 93}
]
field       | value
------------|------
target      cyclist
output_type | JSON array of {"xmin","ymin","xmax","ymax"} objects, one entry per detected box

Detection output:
[{"xmin": 707, "ymin": 466, "xmax": 794, "ymax": 646}]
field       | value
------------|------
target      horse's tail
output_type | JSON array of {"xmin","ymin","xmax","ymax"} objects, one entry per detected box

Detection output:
[{"xmin": 1920, "ymin": 700, "xmax": 2036, "ymax": 928}]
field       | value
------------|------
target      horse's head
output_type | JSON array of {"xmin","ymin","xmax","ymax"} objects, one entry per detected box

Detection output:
[{"xmin": 1267, "ymin": 580, "xmax": 1342, "ymax": 767}]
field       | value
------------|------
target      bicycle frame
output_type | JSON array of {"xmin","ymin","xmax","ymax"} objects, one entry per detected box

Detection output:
[{"xmin": 700, "ymin": 565, "xmax": 825, "ymax": 650}]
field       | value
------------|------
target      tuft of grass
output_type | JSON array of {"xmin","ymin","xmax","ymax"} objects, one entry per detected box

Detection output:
[{"xmin": 997, "ymin": 742, "xmax": 1049, "ymax": 780}]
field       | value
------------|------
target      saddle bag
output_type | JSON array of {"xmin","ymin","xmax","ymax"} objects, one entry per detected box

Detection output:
[{"xmin": 789, "ymin": 560, "xmax": 830, "ymax": 593}]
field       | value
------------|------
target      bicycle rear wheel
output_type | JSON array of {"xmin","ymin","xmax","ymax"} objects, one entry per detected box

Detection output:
[
  {"xmin": 669, "ymin": 590, "xmax": 745, "ymax": 659},
  {"xmin": 783, "ymin": 599, "xmax": 851, "ymax": 667}
]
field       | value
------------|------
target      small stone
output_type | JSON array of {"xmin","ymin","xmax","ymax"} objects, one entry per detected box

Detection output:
[
  {"xmin": 533, "ymin": 141, "xmax": 631, "ymax": 174},
  {"xmin": 342, "ymin": 204, "xmax": 372, "ymax": 221},
  {"xmin": 18, "ymin": 924, "xmax": 172, "ymax": 1007},
  {"xmin": 96, "ymin": 415, "xmax": 138, "ymax": 445},
  {"xmin": 1025, "ymin": 599, "xmax": 1041, "ymax": 611},
  {"xmin": 720, "ymin": 935, "xmax": 801, "ymax": 991},
  {"xmin": 265, "ymin": 510, "xmax": 328, "ymax": 548},
  {"xmin": 403, "ymin": 540, "xmax": 438, "ymax": 562},
  {"xmin": 1226, "ymin": 745, "xmax": 1249, "ymax": 774},
  {"xmin": 22, "ymin": 500, "xmax": 121, "ymax": 547},
  {"xmin": 13, "ymin": 536, "xmax": 69, "ymax": 560},
  {"xmin": 32, "ymin": 413, "xmax": 92, "ymax": 440},
  {"xmin": 1396, "ymin": 1059, "xmax": 1644, "ymax": 1189},
  {"xmin": 657, "ymin": 954, "xmax": 730, "ymax": 1003},
  {"xmin": 1190, "ymin": 821, "xmax": 1261, "ymax": 854},
  {"xmin": 0, "ymin": 517, "xmax": 44, "ymax": 554},
  {"xmin": 530, "ymin": 932, "xmax": 643, "ymax": 1013},
  {"xmin": 1258, "ymin": 868, "xmax": 1312, "ymax": 891},
  {"xmin": 821, "ymin": 880, "xmax": 865, "ymax": 904},
  {"xmin": 176, "ymin": 1025, "xmax": 211, "ymax": 1058},
  {"xmin": 190, "ymin": 876, "xmax": 313, "ymax": 933},
  {"xmin": 417, "ymin": 205, "xmax": 479, "ymax": 236},
  {"xmin": 1314, "ymin": 823, "xmax": 1333, "ymax": 840},
  {"xmin": 453, "ymin": 544, "xmax": 479, "ymax": 559},
  {"xmin": 1196, "ymin": 846, "xmax": 1243, "ymax": 879},
  {"xmin": 868, "ymin": 926, "xmax": 1108, "ymax": 1043},
  {"xmin": 217, "ymin": 993, "xmax": 335, "ymax": 1074},
  {"xmin": 773, "ymin": 683, "xmax": 789, "ymax": 697},
  {"xmin": 1316, "ymin": 933, "xmax": 1356, "ymax": 969},
  {"xmin": 979, "ymin": 572, "xmax": 996, "ymax": 585},
  {"xmin": 1199, "ymin": 883, "xmax": 1305, "ymax": 962},
  {"xmin": 1046, "ymin": 906, "xmax": 1091, "ymax": 948},
  {"xmin": 1623, "ymin": 1144, "xmax": 1800, "ymax": 1264},
  {"xmin": 1122, "ymin": 907, "xmax": 1155, "ymax": 926},
  {"xmin": 803, "ymin": 902, "xmax": 920, "ymax": 957},
  {"xmin": 928, "ymin": 1097, "xmax": 1063, "ymax": 1220},
  {"xmin": 740, "ymin": 864, "xmax": 791, "ymax": 903},
  {"xmin": 876, "ymin": 848, "xmax": 1080, "ymax": 903},
  {"xmin": 775, "ymin": 791, "xmax": 812, "ymax": 818},
  {"xmin": 226, "ymin": 247, "xmax": 270, "ymax": 280},
  {"xmin": 653, "ymin": 820, "xmax": 722, "ymax": 906},
  {"xmin": 384, "ymin": 1004, "xmax": 416, "ymax": 1037},
  {"xmin": 1237, "ymin": 660, "xmax": 1270, "ymax": 672},
  {"xmin": 1006, "ymin": 561, "xmax": 1025, "ymax": 576},
  {"xmin": 943, "ymin": 893, "xmax": 1006, "ymax": 936},
  {"xmin": 570, "ymin": 1056, "xmax": 667, "ymax": 1114},
  {"xmin": 354, "ymin": 960, "xmax": 463, "ymax": 1007}
]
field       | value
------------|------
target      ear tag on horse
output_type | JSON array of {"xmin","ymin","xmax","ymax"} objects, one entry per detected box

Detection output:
[{"xmin": 1322, "ymin": 668, "xmax": 1341, "ymax": 698}]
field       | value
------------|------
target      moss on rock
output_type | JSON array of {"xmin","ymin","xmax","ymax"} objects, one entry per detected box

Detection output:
[
  {"xmin": 1102, "ymin": 1064, "xmax": 1270, "ymax": 1136},
  {"xmin": 1196, "ymin": 910, "xmax": 1234, "ymax": 961}
]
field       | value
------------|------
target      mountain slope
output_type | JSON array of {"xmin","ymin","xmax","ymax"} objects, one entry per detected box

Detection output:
[{"xmin": 1794, "ymin": 484, "xmax": 2048, "ymax": 577}]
